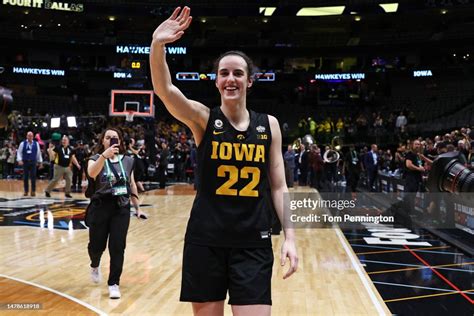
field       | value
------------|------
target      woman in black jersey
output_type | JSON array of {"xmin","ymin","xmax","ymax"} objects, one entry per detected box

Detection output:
[
  {"xmin": 86, "ymin": 128, "xmax": 144, "ymax": 299},
  {"xmin": 150, "ymin": 7, "xmax": 298, "ymax": 316}
]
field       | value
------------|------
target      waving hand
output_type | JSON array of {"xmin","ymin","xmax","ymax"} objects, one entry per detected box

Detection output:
[{"xmin": 152, "ymin": 7, "xmax": 192, "ymax": 45}]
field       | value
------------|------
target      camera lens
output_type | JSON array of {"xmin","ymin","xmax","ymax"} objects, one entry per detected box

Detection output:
[
  {"xmin": 441, "ymin": 160, "xmax": 474, "ymax": 193},
  {"xmin": 427, "ymin": 151, "xmax": 474, "ymax": 193}
]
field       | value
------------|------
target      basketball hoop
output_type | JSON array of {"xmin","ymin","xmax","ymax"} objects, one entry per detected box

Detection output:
[{"xmin": 125, "ymin": 111, "xmax": 135, "ymax": 122}]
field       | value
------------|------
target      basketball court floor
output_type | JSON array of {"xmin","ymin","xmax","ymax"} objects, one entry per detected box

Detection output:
[{"xmin": 0, "ymin": 180, "xmax": 472, "ymax": 315}]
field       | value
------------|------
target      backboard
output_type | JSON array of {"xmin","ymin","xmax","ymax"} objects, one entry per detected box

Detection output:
[{"xmin": 109, "ymin": 90, "xmax": 155, "ymax": 118}]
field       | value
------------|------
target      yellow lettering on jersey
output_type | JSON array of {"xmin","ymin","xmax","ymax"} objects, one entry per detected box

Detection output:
[
  {"xmin": 211, "ymin": 141, "xmax": 219, "ymax": 159},
  {"xmin": 219, "ymin": 142, "xmax": 232, "ymax": 160},
  {"xmin": 233, "ymin": 143, "xmax": 255, "ymax": 162},
  {"xmin": 210, "ymin": 141, "xmax": 265, "ymax": 163},
  {"xmin": 254, "ymin": 145, "xmax": 265, "ymax": 162}
]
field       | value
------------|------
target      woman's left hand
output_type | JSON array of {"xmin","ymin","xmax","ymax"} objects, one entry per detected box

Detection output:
[
  {"xmin": 281, "ymin": 238, "xmax": 298, "ymax": 279},
  {"xmin": 135, "ymin": 209, "xmax": 147, "ymax": 219}
]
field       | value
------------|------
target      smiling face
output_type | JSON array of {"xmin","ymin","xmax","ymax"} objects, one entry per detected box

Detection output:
[
  {"xmin": 215, "ymin": 55, "xmax": 253, "ymax": 103},
  {"xmin": 61, "ymin": 135, "xmax": 69, "ymax": 147}
]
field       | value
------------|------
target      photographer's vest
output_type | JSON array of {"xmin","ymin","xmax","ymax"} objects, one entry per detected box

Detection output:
[{"xmin": 88, "ymin": 154, "xmax": 134, "ymax": 198}]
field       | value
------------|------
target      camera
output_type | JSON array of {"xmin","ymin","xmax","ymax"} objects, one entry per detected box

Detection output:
[{"xmin": 426, "ymin": 151, "xmax": 474, "ymax": 193}]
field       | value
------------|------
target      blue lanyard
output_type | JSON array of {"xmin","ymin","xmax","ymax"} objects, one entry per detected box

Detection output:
[{"xmin": 105, "ymin": 156, "xmax": 127, "ymax": 186}]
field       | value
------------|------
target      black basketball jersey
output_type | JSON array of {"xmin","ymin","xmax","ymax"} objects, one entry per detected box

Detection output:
[{"xmin": 185, "ymin": 107, "xmax": 273, "ymax": 248}]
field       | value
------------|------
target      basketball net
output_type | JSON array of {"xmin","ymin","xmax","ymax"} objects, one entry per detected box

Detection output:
[{"xmin": 125, "ymin": 111, "xmax": 135, "ymax": 122}]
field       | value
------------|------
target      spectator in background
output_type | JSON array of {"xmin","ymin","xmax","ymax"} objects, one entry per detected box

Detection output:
[
  {"xmin": 297, "ymin": 144, "xmax": 309, "ymax": 186},
  {"xmin": 436, "ymin": 141, "xmax": 448, "ymax": 155},
  {"xmin": 45, "ymin": 135, "xmax": 80, "ymax": 198},
  {"xmin": 17, "ymin": 131, "xmax": 43, "ymax": 196},
  {"xmin": 174, "ymin": 142, "xmax": 186, "ymax": 182},
  {"xmin": 382, "ymin": 149, "xmax": 393, "ymax": 171},
  {"xmin": 467, "ymin": 141, "xmax": 474, "ymax": 170},
  {"xmin": 0, "ymin": 142, "xmax": 9, "ymax": 179},
  {"xmin": 405, "ymin": 140, "xmax": 425, "ymax": 193},
  {"xmin": 158, "ymin": 142, "xmax": 169, "ymax": 189},
  {"xmin": 6, "ymin": 143, "xmax": 17, "ymax": 178},
  {"xmin": 127, "ymin": 138, "xmax": 146, "ymax": 193},
  {"xmin": 424, "ymin": 139, "xmax": 437, "ymax": 161},
  {"xmin": 387, "ymin": 112, "xmax": 396, "ymax": 129},
  {"xmin": 72, "ymin": 141, "xmax": 88, "ymax": 192},
  {"xmin": 323, "ymin": 145, "xmax": 338, "ymax": 185},
  {"xmin": 457, "ymin": 140, "xmax": 469, "ymax": 159},
  {"xmin": 190, "ymin": 143, "xmax": 198, "ymax": 190},
  {"xmin": 401, "ymin": 139, "xmax": 426, "ymax": 226},
  {"xmin": 395, "ymin": 111, "xmax": 407, "ymax": 133},
  {"xmin": 364, "ymin": 144, "xmax": 379, "ymax": 192},
  {"xmin": 373, "ymin": 113, "xmax": 384, "ymax": 145},
  {"xmin": 343, "ymin": 144, "xmax": 361, "ymax": 193},
  {"xmin": 308, "ymin": 144, "xmax": 324, "ymax": 190},
  {"xmin": 283, "ymin": 145, "xmax": 295, "ymax": 188}
]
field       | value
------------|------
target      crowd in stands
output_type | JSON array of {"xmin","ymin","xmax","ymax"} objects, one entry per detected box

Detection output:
[
  {"xmin": 0, "ymin": 113, "xmax": 197, "ymax": 190},
  {"xmin": 1, "ymin": 108, "xmax": 473, "ymax": 194},
  {"xmin": 294, "ymin": 110, "xmax": 416, "ymax": 146},
  {"xmin": 284, "ymin": 126, "xmax": 474, "ymax": 193}
]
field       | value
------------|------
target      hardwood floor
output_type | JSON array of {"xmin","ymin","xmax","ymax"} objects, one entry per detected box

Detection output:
[{"xmin": 0, "ymin": 180, "xmax": 391, "ymax": 315}]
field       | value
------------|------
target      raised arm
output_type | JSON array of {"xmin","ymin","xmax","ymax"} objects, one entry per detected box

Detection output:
[
  {"xmin": 47, "ymin": 143, "xmax": 56, "ymax": 162},
  {"xmin": 267, "ymin": 115, "xmax": 298, "ymax": 279},
  {"xmin": 87, "ymin": 144, "xmax": 118, "ymax": 180},
  {"xmin": 150, "ymin": 6, "xmax": 209, "ymax": 145}
]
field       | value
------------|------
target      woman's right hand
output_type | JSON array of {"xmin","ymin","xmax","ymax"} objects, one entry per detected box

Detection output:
[
  {"xmin": 102, "ymin": 144, "xmax": 119, "ymax": 159},
  {"xmin": 152, "ymin": 6, "xmax": 192, "ymax": 45}
]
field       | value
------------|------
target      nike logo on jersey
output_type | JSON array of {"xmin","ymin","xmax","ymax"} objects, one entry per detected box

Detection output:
[{"xmin": 213, "ymin": 130, "xmax": 225, "ymax": 135}]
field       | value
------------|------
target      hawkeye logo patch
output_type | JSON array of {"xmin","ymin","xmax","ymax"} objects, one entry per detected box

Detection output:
[
  {"xmin": 214, "ymin": 119, "xmax": 223, "ymax": 129},
  {"xmin": 237, "ymin": 134, "xmax": 245, "ymax": 140},
  {"xmin": 256, "ymin": 125, "xmax": 266, "ymax": 133}
]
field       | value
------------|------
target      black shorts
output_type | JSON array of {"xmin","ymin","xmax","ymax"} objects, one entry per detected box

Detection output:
[{"xmin": 180, "ymin": 243, "xmax": 273, "ymax": 305}]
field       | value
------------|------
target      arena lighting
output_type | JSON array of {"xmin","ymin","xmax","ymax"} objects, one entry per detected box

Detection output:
[
  {"xmin": 67, "ymin": 116, "xmax": 77, "ymax": 127},
  {"xmin": 259, "ymin": 7, "xmax": 276, "ymax": 16},
  {"xmin": 50, "ymin": 117, "xmax": 60, "ymax": 129},
  {"xmin": 379, "ymin": 3, "xmax": 399, "ymax": 13},
  {"xmin": 296, "ymin": 6, "xmax": 345, "ymax": 16},
  {"xmin": 42, "ymin": 122, "xmax": 48, "ymax": 128}
]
